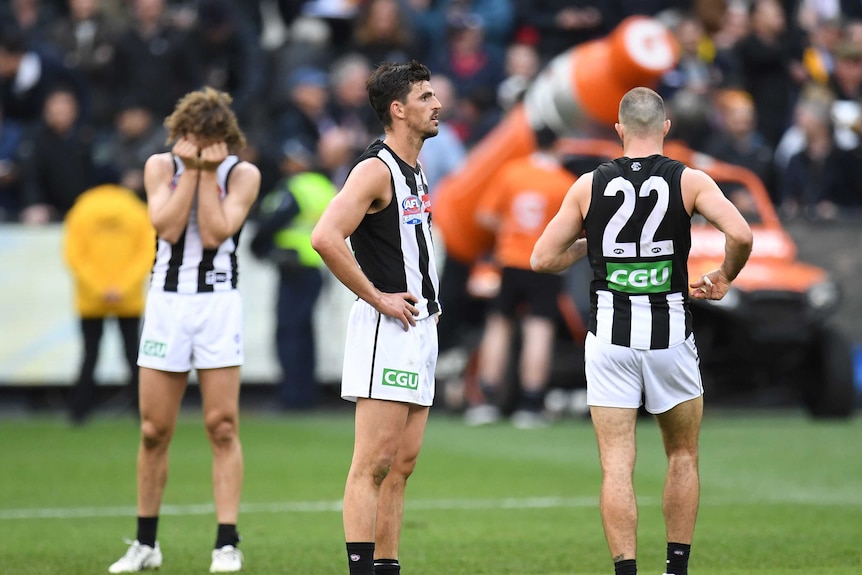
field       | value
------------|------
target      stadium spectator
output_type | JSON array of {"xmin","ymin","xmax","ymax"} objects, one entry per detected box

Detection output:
[
  {"xmin": 780, "ymin": 95, "xmax": 854, "ymax": 220},
  {"xmin": 800, "ymin": 16, "xmax": 843, "ymax": 86},
  {"xmin": 44, "ymin": 0, "xmax": 126, "ymax": 133},
  {"xmin": 273, "ymin": 66, "xmax": 335, "ymax": 163},
  {"xmin": 110, "ymin": 0, "xmax": 199, "ymax": 121},
  {"xmin": 431, "ymin": 12, "xmax": 504, "ymax": 102},
  {"xmin": 410, "ymin": 0, "xmax": 514, "ymax": 64},
  {"xmin": 496, "ymin": 41, "xmax": 540, "ymax": 111},
  {"xmin": 513, "ymin": 0, "xmax": 617, "ymax": 65},
  {"xmin": 250, "ymin": 139, "xmax": 336, "ymax": 411},
  {"xmin": 0, "ymin": 25, "xmax": 89, "ymax": 128},
  {"xmin": 188, "ymin": 0, "xmax": 265, "ymax": 127},
  {"xmin": 735, "ymin": 0, "xmax": 807, "ymax": 148},
  {"xmin": 464, "ymin": 128, "xmax": 575, "ymax": 429},
  {"xmin": 658, "ymin": 14, "xmax": 723, "ymax": 100},
  {"xmin": 531, "ymin": 86, "xmax": 752, "ymax": 575},
  {"xmin": 0, "ymin": 0, "xmax": 61, "ymax": 47},
  {"xmin": 108, "ymin": 87, "xmax": 260, "ymax": 574},
  {"xmin": 94, "ymin": 99, "xmax": 167, "ymax": 197},
  {"xmin": 417, "ymin": 73, "xmax": 466, "ymax": 191},
  {"xmin": 0, "ymin": 109, "xmax": 24, "ymax": 220},
  {"xmin": 704, "ymin": 89, "xmax": 776, "ymax": 202},
  {"xmin": 63, "ymin": 181, "xmax": 154, "ymax": 424},
  {"xmin": 19, "ymin": 87, "xmax": 95, "ymax": 224},
  {"xmin": 349, "ymin": 0, "xmax": 418, "ymax": 65},
  {"xmin": 327, "ymin": 53, "xmax": 380, "ymax": 165}
]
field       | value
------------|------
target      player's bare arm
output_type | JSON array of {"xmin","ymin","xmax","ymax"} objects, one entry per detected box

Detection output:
[
  {"xmin": 531, "ymin": 173, "xmax": 591, "ymax": 274},
  {"xmin": 196, "ymin": 143, "xmax": 261, "ymax": 248},
  {"xmin": 311, "ymin": 158, "xmax": 419, "ymax": 331},
  {"xmin": 684, "ymin": 168, "xmax": 753, "ymax": 300},
  {"xmin": 144, "ymin": 143, "xmax": 198, "ymax": 244}
]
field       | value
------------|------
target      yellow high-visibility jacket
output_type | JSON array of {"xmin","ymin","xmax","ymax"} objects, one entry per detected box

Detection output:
[{"xmin": 63, "ymin": 184, "xmax": 155, "ymax": 318}]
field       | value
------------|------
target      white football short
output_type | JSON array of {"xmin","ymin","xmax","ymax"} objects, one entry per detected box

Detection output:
[
  {"xmin": 341, "ymin": 299, "xmax": 438, "ymax": 406},
  {"xmin": 137, "ymin": 290, "xmax": 244, "ymax": 372},
  {"xmin": 585, "ymin": 332, "xmax": 703, "ymax": 414}
]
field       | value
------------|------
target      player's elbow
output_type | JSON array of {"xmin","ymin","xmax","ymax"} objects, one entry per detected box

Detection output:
[
  {"xmin": 310, "ymin": 225, "xmax": 332, "ymax": 258},
  {"xmin": 530, "ymin": 250, "xmax": 553, "ymax": 274},
  {"xmin": 732, "ymin": 224, "xmax": 754, "ymax": 254}
]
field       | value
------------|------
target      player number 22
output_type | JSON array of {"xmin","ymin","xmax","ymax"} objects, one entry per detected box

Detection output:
[{"xmin": 602, "ymin": 176, "xmax": 674, "ymax": 258}]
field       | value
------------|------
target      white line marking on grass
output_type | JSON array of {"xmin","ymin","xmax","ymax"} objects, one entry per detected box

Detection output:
[{"xmin": 1, "ymin": 492, "xmax": 859, "ymax": 521}]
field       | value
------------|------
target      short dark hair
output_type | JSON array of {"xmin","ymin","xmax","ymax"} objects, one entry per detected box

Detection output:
[{"xmin": 366, "ymin": 60, "xmax": 431, "ymax": 128}]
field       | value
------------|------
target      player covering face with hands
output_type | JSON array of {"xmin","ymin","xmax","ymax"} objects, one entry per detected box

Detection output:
[{"xmin": 109, "ymin": 87, "xmax": 260, "ymax": 574}]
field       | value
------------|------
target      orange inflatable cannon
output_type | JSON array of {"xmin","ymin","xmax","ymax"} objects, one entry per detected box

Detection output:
[{"xmin": 434, "ymin": 16, "xmax": 679, "ymax": 266}]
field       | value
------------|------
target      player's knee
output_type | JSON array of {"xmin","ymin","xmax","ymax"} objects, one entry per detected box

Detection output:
[
  {"xmin": 140, "ymin": 419, "xmax": 172, "ymax": 450},
  {"xmin": 667, "ymin": 448, "xmax": 698, "ymax": 469},
  {"xmin": 371, "ymin": 462, "xmax": 391, "ymax": 486},
  {"xmin": 205, "ymin": 415, "xmax": 238, "ymax": 447}
]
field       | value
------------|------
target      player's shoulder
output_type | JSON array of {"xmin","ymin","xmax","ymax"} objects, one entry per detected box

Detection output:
[
  {"xmin": 230, "ymin": 158, "xmax": 261, "ymax": 179},
  {"xmin": 144, "ymin": 152, "xmax": 175, "ymax": 174}
]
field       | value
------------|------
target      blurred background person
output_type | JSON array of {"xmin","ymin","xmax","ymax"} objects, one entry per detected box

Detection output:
[
  {"xmin": 780, "ymin": 93, "xmax": 853, "ymax": 220},
  {"xmin": 735, "ymin": 0, "xmax": 807, "ymax": 149},
  {"xmin": 63, "ymin": 181, "xmax": 155, "ymax": 424},
  {"xmin": 93, "ymin": 98, "xmax": 167, "ymax": 197},
  {"xmin": 18, "ymin": 86, "xmax": 95, "ymax": 224},
  {"xmin": 0, "ymin": 109, "xmax": 24, "ymax": 220},
  {"xmin": 250, "ymin": 138, "xmax": 336, "ymax": 411},
  {"xmin": 188, "ymin": 0, "xmax": 265, "ymax": 127},
  {"xmin": 349, "ymin": 0, "xmax": 418, "ymax": 64},
  {"xmin": 45, "ymin": 0, "xmax": 126, "ymax": 135},
  {"xmin": 704, "ymin": 88, "xmax": 776, "ymax": 202},
  {"xmin": 110, "ymin": 0, "xmax": 198, "ymax": 122},
  {"xmin": 496, "ymin": 41, "xmax": 540, "ymax": 111},
  {"xmin": 417, "ymin": 73, "xmax": 466, "ymax": 192},
  {"xmin": 464, "ymin": 128, "xmax": 576, "ymax": 429},
  {"xmin": 0, "ymin": 25, "xmax": 89, "ymax": 130}
]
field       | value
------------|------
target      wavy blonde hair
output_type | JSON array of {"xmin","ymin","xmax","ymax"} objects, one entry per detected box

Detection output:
[{"xmin": 164, "ymin": 87, "xmax": 247, "ymax": 151}]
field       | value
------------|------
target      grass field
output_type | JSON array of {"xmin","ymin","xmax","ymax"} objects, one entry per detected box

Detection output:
[{"xmin": 1, "ymin": 408, "xmax": 860, "ymax": 575}]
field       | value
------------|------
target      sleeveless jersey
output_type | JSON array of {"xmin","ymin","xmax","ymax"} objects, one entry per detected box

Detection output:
[
  {"xmin": 149, "ymin": 155, "xmax": 243, "ymax": 294},
  {"xmin": 348, "ymin": 140, "xmax": 441, "ymax": 319},
  {"xmin": 584, "ymin": 155, "xmax": 691, "ymax": 350}
]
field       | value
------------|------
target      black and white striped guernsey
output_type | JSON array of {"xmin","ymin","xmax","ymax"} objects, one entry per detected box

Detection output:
[
  {"xmin": 584, "ymin": 155, "xmax": 692, "ymax": 350},
  {"xmin": 348, "ymin": 140, "xmax": 441, "ymax": 319},
  {"xmin": 149, "ymin": 155, "xmax": 242, "ymax": 294}
]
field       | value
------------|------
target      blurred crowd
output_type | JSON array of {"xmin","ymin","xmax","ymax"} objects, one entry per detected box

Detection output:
[{"xmin": 1, "ymin": 0, "xmax": 862, "ymax": 226}]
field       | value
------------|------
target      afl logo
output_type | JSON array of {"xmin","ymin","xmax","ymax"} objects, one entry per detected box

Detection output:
[
  {"xmin": 402, "ymin": 196, "xmax": 422, "ymax": 225},
  {"xmin": 631, "ymin": 162, "xmax": 642, "ymax": 171},
  {"xmin": 614, "ymin": 248, "xmax": 624, "ymax": 255},
  {"xmin": 651, "ymin": 247, "xmax": 662, "ymax": 253}
]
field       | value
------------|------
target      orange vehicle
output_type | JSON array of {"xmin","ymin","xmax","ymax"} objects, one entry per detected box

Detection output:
[{"xmin": 552, "ymin": 138, "xmax": 856, "ymax": 418}]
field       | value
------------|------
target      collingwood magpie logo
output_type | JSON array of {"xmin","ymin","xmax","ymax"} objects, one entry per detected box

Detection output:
[{"xmin": 631, "ymin": 161, "xmax": 642, "ymax": 171}]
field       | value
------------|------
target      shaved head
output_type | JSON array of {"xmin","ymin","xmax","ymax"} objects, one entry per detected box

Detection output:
[{"xmin": 618, "ymin": 87, "xmax": 666, "ymax": 136}]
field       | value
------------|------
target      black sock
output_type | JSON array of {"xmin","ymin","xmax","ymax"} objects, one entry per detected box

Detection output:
[
  {"xmin": 614, "ymin": 558, "xmax": 637, "ymax": 575},
  {"xmin": 666, "ymin": 542, "xmax": 691, "ymax": 575},
  {"xmin": 136, "ymin": 516, "xmax": 158, "ymax": 548},
  {"xmin": 520, "ymin": 390, "xmax": 545, "ymax": 412},
  {"xmin": 478, "ymin": 379, "xmax": 498, "ymax": 404},
  {"xmin": 215, "ymin": 523, "xmax": 240, "ymax": 549},
  {"xmin": 374, "ymin": 558, "xmax": 400, "ymax": 574},
  {"xmin": 346, "ymin": 542, "xmax": 375, "ymax": 575}
]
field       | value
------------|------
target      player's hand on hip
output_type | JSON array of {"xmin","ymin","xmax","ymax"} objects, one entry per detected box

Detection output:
[
  {"xmin": 378, "ymin": 292, "xmax": 419, "ymax": 331},
  {"xmin": 690, "ymin": 269, "xmax": 730, "ymax": 300},
  {"xmin": 199, "ymin": 141, "xmax": 229, "ymax": 171}
]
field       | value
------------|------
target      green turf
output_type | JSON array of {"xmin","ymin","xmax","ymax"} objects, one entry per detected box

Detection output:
[{"xmin": 1, "ymin": 409, "xmax": 860, "ymax": 574}]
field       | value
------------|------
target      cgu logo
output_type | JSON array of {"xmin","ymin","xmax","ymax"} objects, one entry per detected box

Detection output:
[
  {"xmin": 142, "ymin": 339, "xmax": 167, "ymax": 358},
  {"xmin": 606, "ymin": 261, "xmax": 672, "ymax": 294},
  {"xmin": 382, "ymin": 368, "xmax": 419, "ymax": 389}
]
